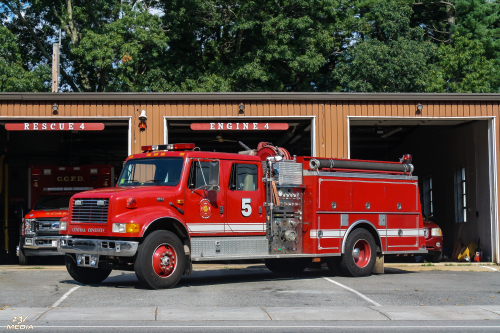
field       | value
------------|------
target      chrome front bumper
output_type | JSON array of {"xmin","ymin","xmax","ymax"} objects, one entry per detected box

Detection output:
[
  {"xmin": 58, "ymin": 238, "xmax": 139, "ymax": 257},
  {"xmin": 23, "ymin": 235, "xmax": 71, "ymax": 250}
]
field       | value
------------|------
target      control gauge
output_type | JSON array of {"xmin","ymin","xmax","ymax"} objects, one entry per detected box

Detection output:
[{"xmin": 278, "ymin": 190, "xmax": 283, "ymax": 197}]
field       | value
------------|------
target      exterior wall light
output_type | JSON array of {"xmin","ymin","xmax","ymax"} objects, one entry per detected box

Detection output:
[
  {"xmin": 416, "ymin": 103, "xmax": 423, "ymax": 115},
  {"xmin": 239, "ymin": 103, "xmax": 245, "ymax": 114},
  {"xmin": 52, "ymin": 103, "xmax": 58, "ymax": 115},
  {"xmin": 138, "ymin": 110, "xmax": 147, "ymax": 131}
]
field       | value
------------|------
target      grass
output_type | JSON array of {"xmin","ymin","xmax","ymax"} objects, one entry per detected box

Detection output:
[
  {"xmin": 445, "ymin": 263, "xmax": 454, "ymax": 266},
  {"xmin": 457, "ymin": 263, "xmax": 472, "ymax": 266},
  {"xmin": 26, "ymin": 266, "xmax": 45, "ymax": 269},
  {"xmin": 421, "ymin": 262, "xmax": 434, "ymax": 266}
]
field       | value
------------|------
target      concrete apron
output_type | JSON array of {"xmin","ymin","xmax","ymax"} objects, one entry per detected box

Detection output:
[{"xmin": 2, "ymin": 306, "xmax": 500, "ymax": 322}]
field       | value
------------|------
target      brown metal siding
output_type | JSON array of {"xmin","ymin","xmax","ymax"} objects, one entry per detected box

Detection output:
[{"xmin": 2, "ymin": 99, "xmax": 499, "ymax": 159}]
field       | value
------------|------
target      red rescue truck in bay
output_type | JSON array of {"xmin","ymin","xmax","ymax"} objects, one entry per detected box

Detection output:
[
  {"xmin": 58, "ymin": 143, "xmax": 426, "ymax": 289},
  {"xmin": 18, "ymin": 165, "xmax": 114, "ymax": 264}
]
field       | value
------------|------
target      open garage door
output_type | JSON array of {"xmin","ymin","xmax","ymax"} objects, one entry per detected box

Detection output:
[
  {"xmin": 350, "ymin": 118, "xmax": 497, "ymax": 262},
  {"xmin": 166, "ymin": 118, "xmax": 313, "ymax": 156},
  {"xmin": 0, "ymin": 120, "xmax": 129, "ymax": 261}
]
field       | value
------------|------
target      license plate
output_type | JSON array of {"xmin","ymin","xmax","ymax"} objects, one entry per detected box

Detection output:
[{"xmin": 52, "ymin": 241, "xmax": 58, "ymax": 247}]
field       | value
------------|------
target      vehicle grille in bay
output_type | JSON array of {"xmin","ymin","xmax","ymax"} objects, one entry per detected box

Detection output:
[
  {"xmin": 71, "ymin": 198, "xmax": 109, "ymax": 223},
  {"xmin": 35, "ymin": 218, "xmax": 61, "ymax": 235}
]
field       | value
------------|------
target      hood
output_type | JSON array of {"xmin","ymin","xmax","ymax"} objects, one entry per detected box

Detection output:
[
  {"xmin": 25, "ymin": 209, "xmax": 68, "ymax": 219},
  {"xmin": 74, "ymin": 186, "xmax": 177, "ymax": 197},
  {"xmin": 423, "ymin": 220, "xmax": 440, "ymax": 229}
]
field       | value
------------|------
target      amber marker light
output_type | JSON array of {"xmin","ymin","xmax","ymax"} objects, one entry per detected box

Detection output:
[
  {"xmin": 126, "ymin": 223, "xmax": 140, "ymax": 233},
  {"xmin": 177, "ymin": 199, "xmax": 184, "ymax": 205}
]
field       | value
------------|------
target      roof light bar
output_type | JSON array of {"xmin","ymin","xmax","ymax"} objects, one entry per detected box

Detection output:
[{"xmin": 141, "ymin": 143, "xmax": 195, "ymax": 152}]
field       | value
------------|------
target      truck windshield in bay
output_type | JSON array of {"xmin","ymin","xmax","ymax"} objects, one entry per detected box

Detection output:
[
  {"xmin": 119, "ymin": 157, "xmax": 184, "ymax": 186},
  {"xmin": 34, "ymin": 195, "xmax": 73, "ymax": 210}
]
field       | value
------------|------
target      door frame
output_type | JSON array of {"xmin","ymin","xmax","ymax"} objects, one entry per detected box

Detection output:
[{"xmin": 348, "ymin": 115, "xmax": 499, "ymax": 263}]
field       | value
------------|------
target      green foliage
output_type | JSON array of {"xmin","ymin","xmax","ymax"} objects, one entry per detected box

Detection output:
[
  {"xmin": 334, "ymin": 38, "xmax": 436, "ymax": 92},
  {"xmin": 0, "ymin": 0, "xmax": 498, "ymax": 92},
  {"xmin": 426, "ymin": 34, "xmax": 498, "ymax": 92},
  {"xmin": 0, "ymin": 27, "xmax": 50, "ymax": 91}
]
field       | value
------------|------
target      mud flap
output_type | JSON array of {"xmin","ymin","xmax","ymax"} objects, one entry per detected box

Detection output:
[{"xmin": 372, "ymin": 253, "xmax": 384, "ymax": 274}]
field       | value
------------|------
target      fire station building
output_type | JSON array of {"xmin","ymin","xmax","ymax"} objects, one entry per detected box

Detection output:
[{"xmin": 0, "ymin": 92, "xmax": 499, "ymax": 263}]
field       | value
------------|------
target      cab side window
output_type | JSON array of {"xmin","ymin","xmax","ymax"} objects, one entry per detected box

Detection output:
[
  {"xmin": 230, "ymin": 163, "xmax": 258, "ymax": 191},
  {"xmin": 188, "ymin": 160, "xmax": 219, "ymax": 189}
]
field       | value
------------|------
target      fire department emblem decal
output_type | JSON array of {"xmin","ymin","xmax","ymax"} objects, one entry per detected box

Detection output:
[{"xmin": 199, "ymin": 199, "xmax": 212, "ymax": 219}]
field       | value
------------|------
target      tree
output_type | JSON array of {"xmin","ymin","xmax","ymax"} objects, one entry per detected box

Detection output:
[
  {"xmin": 333, "ymin": 0, "xmax": 437, "ymax": 92},
  {"xmin": 0, "ymin": 26, "xmax": 50, "ymax": 91},
  {"xmin": 425, "ymin": 34, "xmax": 498, "ymax": 92}
]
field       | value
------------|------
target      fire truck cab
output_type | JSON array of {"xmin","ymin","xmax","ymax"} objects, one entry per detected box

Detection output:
[
  {"xmin": 58, "ymin": 143, "xmax": 426, "ymax": 289},
  {"xmin": 18, "ymin": 165, "xmax": 114, "ymax": 264}
]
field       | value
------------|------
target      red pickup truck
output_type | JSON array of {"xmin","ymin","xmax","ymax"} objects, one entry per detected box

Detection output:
[{"xmin": 423, "ymin": 218, "xmax": 443, "ymax": 262}]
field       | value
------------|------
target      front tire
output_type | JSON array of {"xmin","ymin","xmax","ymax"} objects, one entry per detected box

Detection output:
[
  {"xmin": 65, "ymin": 255, "xmax": 112, "ymax": 284},
  {"xmin": 18, "ymin": 243, "xmax": 29, "ymax": 265},
  {"xmin": 340, "ymin": 229, "xmax": 377, "ymax": 277},
  {"xmin": 264, "ymin": 258, "xmax": 310, "ymax": 274},
  {"xmin": 135, "ymin": 230, "xmax": 185, "ymax": 289}
]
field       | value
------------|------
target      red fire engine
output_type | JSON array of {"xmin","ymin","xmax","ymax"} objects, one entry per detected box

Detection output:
[
  {"xmin": 58, "ymin": 143, "xmax": 426, "ymax": 289},
  {"xmin": 18, "ymin": 165, "xmax": 114, "ymax": 264}
]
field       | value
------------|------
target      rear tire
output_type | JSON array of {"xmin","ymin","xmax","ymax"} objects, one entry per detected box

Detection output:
[
  {"xmin": 340, "ymin": 229, "xmax": 377, "ymax": 277},
  {"xmin": 264, "ymin": 258, "xmax": 310, "ymax": 274},
  {"xmin": 135, "ymin": 230, "xmax": 185, "ymax": 289},
  {"xmin": 18, "ymin": 244, "xmax": 29, "ymax": 265},
  {"xmin": 430, "ymin": 251, "xmax": 442, "ymax": 263},
  {"xmin": 65, "ymin": 255, "xmax": 112, "ymax": 284}
]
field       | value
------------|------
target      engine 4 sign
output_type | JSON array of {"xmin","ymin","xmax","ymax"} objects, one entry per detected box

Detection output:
[
  {"xmin": 6, "ymin": 123, "xmax": 105, "ymax": 131},
  {"xmin": 190, "ymin": 123, "xmax": 289, "ymax": 131}
]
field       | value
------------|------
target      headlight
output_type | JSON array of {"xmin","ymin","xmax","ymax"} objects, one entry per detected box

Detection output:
[
  {"xmin": 24, "ymin": 219, "xmax": 35, "ymax": 234},
  {"xmin": 424, "ymin": 228, "xmax": 429, "ymax": 238},
  {"xmin": 60, "ymin": 221, "xmax": 67, "ymax": 231},
  {"xmin": 112, "ymin": 223, "xmax": 140, "ymax": 233},
  {"xmin": 113, "ymin": 223, "xmax": 126, "ymax": 233},
  {"xmin": 431, "ymin": 228, "xmax": 443, "ymax": 237}
]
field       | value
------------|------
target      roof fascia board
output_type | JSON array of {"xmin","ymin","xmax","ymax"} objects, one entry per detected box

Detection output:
[{"xmin": 1, "ymin": 92, "xmax": 500, "ymax": 101}]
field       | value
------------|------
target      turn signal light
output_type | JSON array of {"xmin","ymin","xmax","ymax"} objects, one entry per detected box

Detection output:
[
  {"xmin": 126, "ymin": 223, "xmax": 140, "ymax": 233},
  {"xmin": 126, "ymin": 197, "xmax": 137, "ymax": 209}
]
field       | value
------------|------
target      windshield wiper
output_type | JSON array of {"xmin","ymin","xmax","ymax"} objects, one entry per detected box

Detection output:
[
  {"xmin": 122, "ymin": 179, "xmax": 140, "ymax": 185},
  {"xmin": 145, "ymin": 180, "xmax": 163, "ymax": 185}
]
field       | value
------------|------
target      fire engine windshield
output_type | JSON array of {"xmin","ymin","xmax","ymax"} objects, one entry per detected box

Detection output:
[
  {"xmin": 34, "ymin": 195, "xmax": 73, "ymax": 210},
  {"xmin": 119, "ymin": 158, "xmax": 184, "ymax": 187}
]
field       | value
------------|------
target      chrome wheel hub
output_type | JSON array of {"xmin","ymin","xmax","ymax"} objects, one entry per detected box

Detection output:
[{"xmin": 353, "ymin": 248, "xmax": 360, "ymax": 259}]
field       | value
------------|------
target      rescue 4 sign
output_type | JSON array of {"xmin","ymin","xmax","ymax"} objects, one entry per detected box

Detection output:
[{"xmin": 6, "ymin": 123, "xmax": 105, "ymax": 131}]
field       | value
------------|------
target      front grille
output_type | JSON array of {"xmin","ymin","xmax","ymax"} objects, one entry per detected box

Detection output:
[
  {"xmin": 35, "ymin": 218, "xmax": 61, "ymax": 235},
  {"xmin": 71, "ymin": 198, "xmax": 109, "ymax": 223}
]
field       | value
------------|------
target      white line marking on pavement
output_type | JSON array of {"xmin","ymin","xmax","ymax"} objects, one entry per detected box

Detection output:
[
  {"xmin": 28, "ymin": 326, "xmax": 500, "ymax": 329},
  {"xmin": 480, "ymin": 265, "xmax": 498, "ymax": 271},
  {"xmin": 322, "ymin": 276, "xmax": 382, "ymax": 307},
  {"xmin": 51, "ymin": 285, "xmax": 82, "ymax": 308}
]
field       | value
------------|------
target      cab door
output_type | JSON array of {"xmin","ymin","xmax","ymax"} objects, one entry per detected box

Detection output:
[
  {"xmin": 224, "ymin": 161, "xmax": 266, "ymax": 235},
  {"xmin": 184, "ymin": 159, "xmax": 226, "ymax": 235}
]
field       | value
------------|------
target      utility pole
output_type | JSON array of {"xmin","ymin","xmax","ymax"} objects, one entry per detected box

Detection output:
[{"xmin": 52, "ymin": 42, "xmax": 60, "ymax": 93}]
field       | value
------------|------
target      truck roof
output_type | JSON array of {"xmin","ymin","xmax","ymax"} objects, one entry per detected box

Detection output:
[{"xmin": 128, "ymin": 150, "xmax": 263, "ymax": 161}]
